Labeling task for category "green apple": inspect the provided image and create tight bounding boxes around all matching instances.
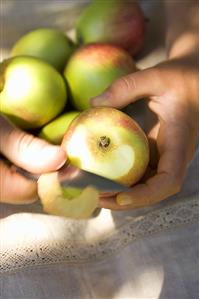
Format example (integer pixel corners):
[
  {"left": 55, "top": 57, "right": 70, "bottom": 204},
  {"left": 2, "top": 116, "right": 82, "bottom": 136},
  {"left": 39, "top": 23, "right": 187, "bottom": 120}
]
[
  {"left": 38, "top": 171, "right": 99, "bottom": 219},
  {"left": 64, "top": 43, "right": 137, "bottom": 110},
  {"left": 0, "top": 56, "right": 67, "bottom": 129},
  {"left": 62, "top": 107, "right": 150, "bottom": 187},
  {"left": 76, "top": 0, "right": 146, "bottom": 56},
  {"left": 39, "top": 111, "right": 80, "bottom": 144},
  {"left": 11, "top": 28, "right": 75, "bottom": 71}
]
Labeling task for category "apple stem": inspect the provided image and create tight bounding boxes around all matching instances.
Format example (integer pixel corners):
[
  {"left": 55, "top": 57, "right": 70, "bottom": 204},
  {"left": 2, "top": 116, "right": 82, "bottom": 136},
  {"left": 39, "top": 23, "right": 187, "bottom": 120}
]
[{"left": 98, "top": 136, "right": 110, "bottom": 149}]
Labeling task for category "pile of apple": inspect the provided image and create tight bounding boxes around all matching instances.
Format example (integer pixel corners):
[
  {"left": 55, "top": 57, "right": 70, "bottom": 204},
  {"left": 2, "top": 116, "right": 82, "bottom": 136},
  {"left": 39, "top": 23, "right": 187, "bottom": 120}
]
[{"left": 0, "top": 0, "right": 149, "bottom": 219}]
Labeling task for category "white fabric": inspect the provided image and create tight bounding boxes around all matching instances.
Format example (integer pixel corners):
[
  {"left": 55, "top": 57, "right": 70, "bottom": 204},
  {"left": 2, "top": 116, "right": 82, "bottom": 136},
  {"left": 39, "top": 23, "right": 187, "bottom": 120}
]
[{"left": 0, "top": 1, "right": 199, "bottom": 298}]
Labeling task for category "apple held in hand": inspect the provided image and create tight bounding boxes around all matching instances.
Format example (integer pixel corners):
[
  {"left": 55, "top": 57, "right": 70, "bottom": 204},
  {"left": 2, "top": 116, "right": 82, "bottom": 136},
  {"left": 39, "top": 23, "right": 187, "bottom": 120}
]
[
  {"left": 0, "top": 56, "right": 67, "bottom": 129},
  {"left": 62, "top": 107, "right": 149, "bottom": 187},
  {"left": 64, "top": 43, "right": 137, "bottom": 110},
  {"left": 76, "top": 0, "right": 146, "bottom": 56},
  {"left": 39, "top": 111, "right": 80, "bottom": 144},
  {"left": 38, "top": 107, "right": 149, "bottom": 219},
  {"left": 11, "top": 28, "right": 75, "bottom": 72}
]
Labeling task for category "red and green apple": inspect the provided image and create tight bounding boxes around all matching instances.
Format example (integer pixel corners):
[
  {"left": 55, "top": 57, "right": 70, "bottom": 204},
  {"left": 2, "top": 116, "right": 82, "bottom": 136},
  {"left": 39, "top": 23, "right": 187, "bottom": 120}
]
[
  {"left": 64, "top": 43, "right": 137, "bottom": 110},
  {"left": 62, "top": 107, "right": 149, "bottom": 187},
  {"left": 38, "top": 102, "right": 149, "bottom": 219},
  {"left": 76, "top": 0, "right": 146, "bottom": 56}
]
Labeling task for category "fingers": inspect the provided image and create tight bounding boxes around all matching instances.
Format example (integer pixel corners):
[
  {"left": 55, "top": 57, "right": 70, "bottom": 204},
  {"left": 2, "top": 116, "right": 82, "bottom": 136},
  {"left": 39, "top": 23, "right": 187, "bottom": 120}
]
[
  {"left": 0, "top": 159, "right": 38, "bottom": 204},
  {"left": 100, "top": 169, "right": 185, "bottom": 210},
  {"left": 91, "top": 68, "right": 164, "bottom": 108},
  {"left": 0, "top": 115, "right": 66, "bottom": 173},
  {"left": 99, "top": 170, "right": 181, "bottom": 210},
  {"left": 100, "top": 121, "right": 191, "bottom": 210}
]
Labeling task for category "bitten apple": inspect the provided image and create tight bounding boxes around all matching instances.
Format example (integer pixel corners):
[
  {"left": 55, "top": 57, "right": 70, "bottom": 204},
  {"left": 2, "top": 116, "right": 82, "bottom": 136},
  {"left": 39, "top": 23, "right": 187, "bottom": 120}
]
[
  {"left": 64, "top": 43, "right": 137, "bottom": 110},
  {"left": 62, "top": 107, "right": 149, "bottom": 187}
]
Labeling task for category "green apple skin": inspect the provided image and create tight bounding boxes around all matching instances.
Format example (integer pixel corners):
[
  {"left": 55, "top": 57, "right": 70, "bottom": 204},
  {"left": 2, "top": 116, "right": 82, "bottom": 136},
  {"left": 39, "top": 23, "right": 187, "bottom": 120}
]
[
  {"left": 0, "top": 56, "right": 67, "bottom": 129},
  {"left": 64, "top": 43, "right": 137, "bottom": 111},
  {"left": 39, "top": 111, "right": 80, "bottom": 144},
  {"left": 38, "top": 171, "right": 99, "bottom": 219},
  {"left": 62, "top": 107, "right": 149, "bottom": 187},
  {"left": 76, "top": 0, "right": 146, "bottom": 56},
  {"left": 11, "top": 28, "right": 75, "bottom": 71}
]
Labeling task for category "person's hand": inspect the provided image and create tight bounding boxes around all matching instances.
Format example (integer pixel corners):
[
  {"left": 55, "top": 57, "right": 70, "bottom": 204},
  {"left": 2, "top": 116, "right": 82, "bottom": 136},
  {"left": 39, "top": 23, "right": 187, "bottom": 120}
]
[
  {"left": 91, "top": 54, "right": 199, "bottom": 210},
  {"left": 0, "top": 115, "right": 66, "bottom": 204}
]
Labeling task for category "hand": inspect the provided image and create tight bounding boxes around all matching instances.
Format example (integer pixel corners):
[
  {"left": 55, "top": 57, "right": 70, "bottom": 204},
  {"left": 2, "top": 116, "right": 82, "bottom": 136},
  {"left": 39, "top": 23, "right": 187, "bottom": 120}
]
[
  {"left": 91, "top": 54, "right": 199, "bottom": 210},
  {"left": 0, "top": 116, "right": 66, "bottom": 204}
]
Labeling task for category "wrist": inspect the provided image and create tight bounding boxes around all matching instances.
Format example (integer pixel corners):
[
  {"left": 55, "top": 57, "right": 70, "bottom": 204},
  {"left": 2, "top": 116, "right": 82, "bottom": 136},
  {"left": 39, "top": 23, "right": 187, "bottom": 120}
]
[
  {"left": 168, "top": 32, "right": 199, "bottom": 60},
  {"left": 164, "top": 0, "right": 199, "bottom": 59}
]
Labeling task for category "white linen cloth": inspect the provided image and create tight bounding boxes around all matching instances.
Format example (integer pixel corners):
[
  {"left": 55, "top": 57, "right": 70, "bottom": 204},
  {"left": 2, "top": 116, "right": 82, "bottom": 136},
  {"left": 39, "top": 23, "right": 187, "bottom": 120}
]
[{"left": 0, "top": 1, "right": 199, "bottom": 298}]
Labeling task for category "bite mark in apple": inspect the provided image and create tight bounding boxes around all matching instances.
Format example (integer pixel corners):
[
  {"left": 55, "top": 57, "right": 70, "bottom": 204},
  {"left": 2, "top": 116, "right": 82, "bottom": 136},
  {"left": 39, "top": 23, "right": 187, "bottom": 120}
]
[{"left": 66, "top": 125, "right": 135, "bottom": 180}]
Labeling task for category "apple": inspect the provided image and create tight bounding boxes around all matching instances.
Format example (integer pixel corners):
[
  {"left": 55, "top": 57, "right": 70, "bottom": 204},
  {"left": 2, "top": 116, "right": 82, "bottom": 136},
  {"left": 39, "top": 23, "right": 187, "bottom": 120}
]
[
  {"left": 11, "top": 28, "right": 75, "bottom": 71},
  {"left": 38, "top": 171, "right": 99, "bottom": 219},
  {"left": 64, "top": 43, "right": 137, "bottom": 110},
  {"left": 76, "top": 0, "right": 146, "bottom": 56},
  {"left": 0, "top": 56, "right": 67, "bottom": 129},
  {"left": 39, "top": 111, "right": 80, "bottom": 144},
  {"left": 38, "top": 107, "right": 149, "bottom": 219},
  {"left": 62, "top": 107, "right": 149, "bottom": 187}
]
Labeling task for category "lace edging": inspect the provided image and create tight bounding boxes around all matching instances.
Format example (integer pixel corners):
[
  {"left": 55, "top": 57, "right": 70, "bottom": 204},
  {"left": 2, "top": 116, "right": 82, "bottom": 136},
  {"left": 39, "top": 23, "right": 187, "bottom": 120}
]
[{"left": 1, "top": 197, "right": 199, "bottom": 273}]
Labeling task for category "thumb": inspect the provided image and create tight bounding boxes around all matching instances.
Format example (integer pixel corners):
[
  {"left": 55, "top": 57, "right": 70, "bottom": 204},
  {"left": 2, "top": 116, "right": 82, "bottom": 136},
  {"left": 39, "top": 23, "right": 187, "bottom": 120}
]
[
  {"left": 0, "top": 116, "right": 66, "bottom": 173},
  {"left": 91, "top": 68, "right": 164, "bottom": 108}
]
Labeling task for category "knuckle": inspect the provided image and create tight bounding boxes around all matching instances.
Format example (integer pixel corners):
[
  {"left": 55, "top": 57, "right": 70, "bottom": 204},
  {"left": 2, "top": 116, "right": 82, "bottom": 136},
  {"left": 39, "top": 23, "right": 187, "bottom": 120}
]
[
  {"left": 112, "top": 74, "right": 136, "bottom": 93},
  {"left": 16, "top": 132, "right": 35, "bottom": 158},
  {"left": 2, "top": 127, "right": 32, "bottom": 158},
  {"left": 121, "top": 74, "right": 137, "bottom": 91}
]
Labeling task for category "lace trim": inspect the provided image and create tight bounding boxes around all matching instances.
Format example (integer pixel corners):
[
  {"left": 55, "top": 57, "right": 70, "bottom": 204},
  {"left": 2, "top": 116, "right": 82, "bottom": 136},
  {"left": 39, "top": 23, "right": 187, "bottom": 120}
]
[{"left": 1, "top": 197, "right": 199, "bottom": 274}]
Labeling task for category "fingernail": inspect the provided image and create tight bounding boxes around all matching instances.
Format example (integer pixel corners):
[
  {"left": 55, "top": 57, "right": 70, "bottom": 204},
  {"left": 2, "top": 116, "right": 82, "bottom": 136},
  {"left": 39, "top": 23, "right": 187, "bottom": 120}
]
[
  {"left": 55, "top": 158, "right": 67, "bottom": 170},
  {"left": 116, "top": 194, "right": 132, "bottom": 206},
  {"left": 91, "top": 94, "right": 110, "bottom": 107}
]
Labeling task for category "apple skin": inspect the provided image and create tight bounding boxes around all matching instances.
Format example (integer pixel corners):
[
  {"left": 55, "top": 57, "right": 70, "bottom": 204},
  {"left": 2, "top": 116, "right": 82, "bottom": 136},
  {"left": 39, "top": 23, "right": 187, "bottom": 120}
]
[
  {"left": 11, "top": 28, "right": 75, "bottom": 72},
  {"left": 76, "top": 0, "right": 146, "bottom": 56},
  {"left": 62, "top": 107, "right": 149, "bottom": 187},
  {"left": 0, "top": 56, "right": 67, "bottom": 129},
  {"left": 64, "top": 43, "right": 137, "bottom": 111},
  {"left": 39, "top": 111, "right": 80, "bottom": 145},
  {"left": 38, "top": 171, "right": 99, "bottom": 219}
]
